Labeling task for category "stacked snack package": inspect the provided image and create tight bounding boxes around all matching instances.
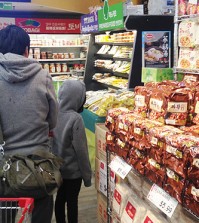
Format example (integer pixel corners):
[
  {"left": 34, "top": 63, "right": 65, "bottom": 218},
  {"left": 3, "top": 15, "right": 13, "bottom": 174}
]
[
  {"left": 106, "top": 131, "right": 116, "bottom": 153},
  {"left": 134, "top": 86, "right": 151, "bottom": 118},
  {"left": 165, "top": 87, "right": 190, "bottom": 126},
  {"left": 193, "top": 90, "right": 199, "bottom": 125},
  {"left": 164, "top": 133, "right": 199, "bottom": 203},
  {"left": 86, "top": 90, "right": 135, "bottom": 117},
  {"left": 184, "top": 146, "right": 199, "bottom": 217},
  {"left": 105, "top": 108, "right": 131, "bottom": 155},
  {"left": 178, "top": 0, "right": 199, "bottom": 16},
  {"left": 148, "top": 88, "right": 170, "bottom": 124},
  {"left": 113, "top": 113, "right": 142, "bottom": 160},
  {"left": 105, "top": 107, "right": 130, "bottom": 133},
  {"left": 128, "top": 119, "right": 163, "bottom": 177},
  {"left": 105, "top": 79, "right": 199, "bottom": 218}
]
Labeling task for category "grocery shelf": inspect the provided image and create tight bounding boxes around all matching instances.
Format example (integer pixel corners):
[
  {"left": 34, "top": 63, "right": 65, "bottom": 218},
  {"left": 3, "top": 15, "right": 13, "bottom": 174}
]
[
  {"left": 175, "top": 14, "right": 199, "bottom": 22},
  {"left": 30, "top": 45, "right": 88, "bottom": 48},
  {"left": 95, "top": 54, "right": 113, "bottom": 59},
  {"left": 94, "top": 67, "right": 129, "bottom": 77},
  {"left": 95, "top": 42, "right": 134, "bottom": 46},
  {"left": 92, "top": 80, "right": 127, "bottom": 90},
  {"left": 94, "top": 54, "right": 131, "bottom": 62},
  {"left": 50, "top": 72, "right": 71, "bottom": 75},
  {"left": 174, "top": 67, "right": 199, "bottom": 75},
  {"left": 38, "top": 58, "right": 86, "bottom": 62},
  {"left": 113, "top": 72, "right": 129, "bottom": 78},
  {"left": 113, "top": 57, "right": 131, "bottom": 62}
]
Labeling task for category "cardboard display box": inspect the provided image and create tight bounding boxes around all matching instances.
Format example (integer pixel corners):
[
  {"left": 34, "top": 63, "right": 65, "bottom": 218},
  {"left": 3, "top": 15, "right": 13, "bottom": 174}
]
[
  {"left": 95, "top": 123, "right": 109, "bottom": 162},
  {"left": 97, "top": 192, "right": 108, "bottom": 223},
  {"left": 95, "top": 157, "right": 107, "bottom": 197},
  {"left": 141, "top": 67, "right": 174, "bottom": 83}
]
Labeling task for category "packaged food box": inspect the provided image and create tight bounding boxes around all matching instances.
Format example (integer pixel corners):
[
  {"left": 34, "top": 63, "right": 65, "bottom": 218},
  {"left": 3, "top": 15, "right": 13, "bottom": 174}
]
[{"left": 141, "top": 67, "right": 174, "bottom": 83}]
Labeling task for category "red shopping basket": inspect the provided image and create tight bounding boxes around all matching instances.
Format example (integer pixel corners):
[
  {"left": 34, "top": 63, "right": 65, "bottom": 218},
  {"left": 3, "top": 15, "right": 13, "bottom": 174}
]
[{"left": 0, "top": 198, "right": 34, "bottom": 223}]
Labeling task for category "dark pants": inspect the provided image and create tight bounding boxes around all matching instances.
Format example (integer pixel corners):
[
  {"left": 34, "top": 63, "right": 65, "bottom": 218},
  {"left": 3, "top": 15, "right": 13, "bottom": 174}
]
[
  {"left": 55, "top": 178, "right": 82, "bottom": 223},
  {"left": 32, "top": 195, "right": 53, "bottom": 223}
]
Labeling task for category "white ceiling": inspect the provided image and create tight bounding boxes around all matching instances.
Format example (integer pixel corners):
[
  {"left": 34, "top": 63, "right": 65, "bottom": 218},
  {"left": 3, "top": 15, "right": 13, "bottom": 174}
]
[{"left": 1, "top": 2, "right": 82, "bottom": 14}]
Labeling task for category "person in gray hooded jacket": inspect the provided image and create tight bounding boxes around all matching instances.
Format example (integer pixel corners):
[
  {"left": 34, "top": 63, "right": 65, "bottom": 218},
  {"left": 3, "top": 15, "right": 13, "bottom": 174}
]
[
  {"left": 0, "top": 25, "right": 58, "bottom": 223},
  {"left": 53, "top": 79, "right": 92, "bottom": 223}
]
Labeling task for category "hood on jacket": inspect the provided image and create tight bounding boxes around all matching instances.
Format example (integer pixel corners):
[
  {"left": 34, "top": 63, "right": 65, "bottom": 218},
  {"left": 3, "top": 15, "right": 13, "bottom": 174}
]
[
  {"left": 0, "top": 53, "right": 41, "bottom": 83},
  {"left": 58, "top": 79, "right": 86, "bottom": 112}
]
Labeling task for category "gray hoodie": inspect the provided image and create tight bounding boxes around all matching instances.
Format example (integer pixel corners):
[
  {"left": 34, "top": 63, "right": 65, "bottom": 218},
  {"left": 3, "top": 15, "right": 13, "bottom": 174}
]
[
  {"left": 0, "top": 53, "right": 58, "bottom": 154},
  {"left": 53, "top": 79, "right": 92, "bottom": 187}
]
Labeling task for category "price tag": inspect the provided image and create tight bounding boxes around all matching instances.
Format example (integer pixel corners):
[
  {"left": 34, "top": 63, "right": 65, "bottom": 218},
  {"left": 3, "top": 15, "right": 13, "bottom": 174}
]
[
  {"left": 147, "top": 184, "right": 178, "bottom": 218},
  {"left": 109, "top": 156, "right": 132, "bottom": 179}
]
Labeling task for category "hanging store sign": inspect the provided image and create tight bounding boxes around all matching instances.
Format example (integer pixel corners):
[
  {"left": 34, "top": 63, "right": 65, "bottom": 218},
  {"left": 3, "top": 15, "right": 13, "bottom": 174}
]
[
  {"left": 15, "top": 18, "right": 80, "bottom": 34},
  {"left": 98, "top": 2, "right": 124, "bottom": 31},
  {"left": 0, "top": 18, "right": 15, "bottom": 30},
  {"left": 81, "top": 12, "right": 98, "bottom": 34}
]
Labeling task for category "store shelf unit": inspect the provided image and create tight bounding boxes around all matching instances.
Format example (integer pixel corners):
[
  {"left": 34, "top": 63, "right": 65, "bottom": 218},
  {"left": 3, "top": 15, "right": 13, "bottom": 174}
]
[
  {"left": 29, "top": 34, "right": 88, "bottom": 77},
  {"left": 173, "top": 1, "right": 199, "bottom": 79},
  {"left": 125, "top": 15, "right": 174, "bottom": 87},
  {"left": 83, "top": 31, "right": 137, "bottom": 91}
]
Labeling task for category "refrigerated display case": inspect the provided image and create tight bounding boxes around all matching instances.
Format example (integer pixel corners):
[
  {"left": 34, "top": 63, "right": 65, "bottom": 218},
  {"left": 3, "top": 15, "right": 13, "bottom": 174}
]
[{"left": 84, "top": 30, "right": 137, "bottom": 91}]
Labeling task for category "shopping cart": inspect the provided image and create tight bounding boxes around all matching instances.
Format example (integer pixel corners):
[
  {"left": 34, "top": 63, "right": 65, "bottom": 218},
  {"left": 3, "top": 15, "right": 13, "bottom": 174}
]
[{"left": 0, "top": 198, "right": 34, "bottom": 223}]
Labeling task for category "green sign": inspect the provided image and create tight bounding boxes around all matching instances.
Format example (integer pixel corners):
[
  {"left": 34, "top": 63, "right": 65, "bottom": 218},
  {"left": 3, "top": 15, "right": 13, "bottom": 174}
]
[
  {"left": 0, "top": 2, "right": 12, "bottom": 10},
  {"left": 98, "top": 1, "right": 124, "bottom": 31}
]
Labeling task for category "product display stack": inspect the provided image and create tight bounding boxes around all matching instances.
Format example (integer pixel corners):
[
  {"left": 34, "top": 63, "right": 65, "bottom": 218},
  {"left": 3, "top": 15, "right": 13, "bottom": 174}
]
[
  {"left": 104, "top": 78, "right": 199, "bottom": 223},
  {"left": 94, "top": 2, "right": 199, "bottom": 222}
]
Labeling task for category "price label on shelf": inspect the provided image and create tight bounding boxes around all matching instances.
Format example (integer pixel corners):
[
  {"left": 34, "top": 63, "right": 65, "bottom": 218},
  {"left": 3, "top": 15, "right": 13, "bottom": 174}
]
[
  {"left": 109, "top": 156, "right": 132, "bottom": 179},
  {"left": 147, "top": 184, "right": 178, "bottom": 218}
]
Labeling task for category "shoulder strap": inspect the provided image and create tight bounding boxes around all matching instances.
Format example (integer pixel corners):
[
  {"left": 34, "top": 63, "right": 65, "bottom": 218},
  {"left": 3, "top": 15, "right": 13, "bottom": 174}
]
[{"left": 0, "top": 116, "right": 4, "bottom": 145}]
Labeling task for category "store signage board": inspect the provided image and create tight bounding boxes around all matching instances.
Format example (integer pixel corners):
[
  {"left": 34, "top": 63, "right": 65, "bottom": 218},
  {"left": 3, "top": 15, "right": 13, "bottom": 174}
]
[
  {"left": 81, "top": 12, "right": 98, "bottom": 34},
  {"left": 0, "top": 18, "right": 15, "bottom": 30},
  {"left": 109, "top": 156, "right": 132, "bottom": 179},
  {"left": 0, "top": 2, "right": 12, "bottom": 10},
  {"left": 142, "top": 31, "right": 171, "bottom": 68},
  {"left": 15, "top": 18, "right": 80, "bottom": 34},
  {"left": 98, "top": 2, "right": 124, "bottom": 31},
  {"left": 147, "top": 184, "right": 178, "bottom": 218}
]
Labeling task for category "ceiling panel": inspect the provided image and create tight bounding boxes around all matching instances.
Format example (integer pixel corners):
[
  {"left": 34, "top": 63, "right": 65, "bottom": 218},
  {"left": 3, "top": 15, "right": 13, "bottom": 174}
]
[{"left": 0, "top": 2, "right": 82, "bottom": 14}]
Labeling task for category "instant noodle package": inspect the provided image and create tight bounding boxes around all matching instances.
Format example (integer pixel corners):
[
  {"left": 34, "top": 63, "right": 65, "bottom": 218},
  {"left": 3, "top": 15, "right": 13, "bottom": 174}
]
[
  {"left": 105, "top": 79, "right": 199, "bottom": 217},
  {"left": 178, "top": 0, "right": 199, "bottom": 16}
]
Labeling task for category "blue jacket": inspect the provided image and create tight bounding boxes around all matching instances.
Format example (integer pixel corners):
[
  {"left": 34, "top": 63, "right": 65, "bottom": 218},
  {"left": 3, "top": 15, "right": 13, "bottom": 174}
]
[{"left": 53, "top": 79, "right": 92, "bottom": 187}]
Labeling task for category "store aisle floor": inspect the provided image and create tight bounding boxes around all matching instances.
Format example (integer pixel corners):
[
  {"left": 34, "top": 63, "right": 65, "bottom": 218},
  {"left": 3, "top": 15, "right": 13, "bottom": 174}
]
[{"left": 51, "top": 175, "right": 98, "bottom": 223}]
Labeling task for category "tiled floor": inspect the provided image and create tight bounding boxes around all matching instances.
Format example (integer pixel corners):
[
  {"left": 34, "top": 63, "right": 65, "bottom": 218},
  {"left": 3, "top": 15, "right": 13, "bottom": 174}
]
[{"left": 51, "top": 176, "right": 98, "bottom": 223}]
